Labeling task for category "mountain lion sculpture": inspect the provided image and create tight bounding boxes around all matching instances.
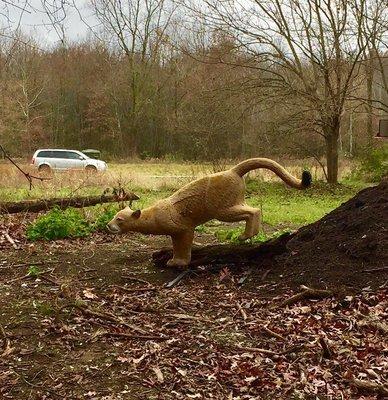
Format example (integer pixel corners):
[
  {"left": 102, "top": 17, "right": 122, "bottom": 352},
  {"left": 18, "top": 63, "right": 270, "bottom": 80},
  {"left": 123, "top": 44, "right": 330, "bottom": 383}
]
[{"left": 107, "top": 158, "right": 311, "bottom": 268}]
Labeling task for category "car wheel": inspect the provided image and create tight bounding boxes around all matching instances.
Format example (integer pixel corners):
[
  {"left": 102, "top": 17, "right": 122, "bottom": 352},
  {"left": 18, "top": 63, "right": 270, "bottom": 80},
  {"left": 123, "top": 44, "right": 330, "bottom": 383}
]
[
  {"left": 85, "top": 165, "right": 97, "bottom": 174},
  {"left": 38, "top": 164, "right": 52, "bottom": 175}
]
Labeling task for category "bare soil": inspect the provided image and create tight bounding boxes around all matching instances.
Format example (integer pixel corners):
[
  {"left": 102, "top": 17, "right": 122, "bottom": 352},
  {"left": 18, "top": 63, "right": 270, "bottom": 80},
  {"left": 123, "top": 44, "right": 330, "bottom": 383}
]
[{"left": 0, "top": 182, "right": 387, "bottom": 399}]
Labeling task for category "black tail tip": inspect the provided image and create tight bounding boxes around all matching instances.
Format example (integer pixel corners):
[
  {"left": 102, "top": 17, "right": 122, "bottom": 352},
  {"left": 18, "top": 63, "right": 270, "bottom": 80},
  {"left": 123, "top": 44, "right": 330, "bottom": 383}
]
[{"left": 301, "top": 170, "right": 312, "bottom": 188}]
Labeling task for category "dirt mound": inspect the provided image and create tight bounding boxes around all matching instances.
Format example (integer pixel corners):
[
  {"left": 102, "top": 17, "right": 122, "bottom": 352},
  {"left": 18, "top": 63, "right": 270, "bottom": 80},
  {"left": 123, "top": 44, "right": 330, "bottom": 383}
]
[{"left": 276, "top": 180, "right": 388, "bottom": 290}]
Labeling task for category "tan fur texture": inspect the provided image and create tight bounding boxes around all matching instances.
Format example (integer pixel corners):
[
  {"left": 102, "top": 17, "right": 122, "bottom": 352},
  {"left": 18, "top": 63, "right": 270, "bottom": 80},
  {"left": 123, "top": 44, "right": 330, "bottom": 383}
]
[{"left": 107, "top": 158, "right": 311, "bottom": 268}]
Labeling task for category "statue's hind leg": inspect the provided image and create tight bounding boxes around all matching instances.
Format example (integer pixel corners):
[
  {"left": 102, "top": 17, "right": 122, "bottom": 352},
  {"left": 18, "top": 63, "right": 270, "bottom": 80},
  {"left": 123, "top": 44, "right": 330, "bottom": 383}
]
[
  {"left": 167, "top": 230, "right": 194, "bottom": 269},
  {"left": 216, "top": 205, "right": 261, "bottom": 240}
]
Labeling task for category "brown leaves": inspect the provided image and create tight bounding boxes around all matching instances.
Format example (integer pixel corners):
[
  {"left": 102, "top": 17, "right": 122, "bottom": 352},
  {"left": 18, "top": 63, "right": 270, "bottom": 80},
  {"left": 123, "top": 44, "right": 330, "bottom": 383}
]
[{"left": 1, "top": 245, "right": 387, "bottom": 399}]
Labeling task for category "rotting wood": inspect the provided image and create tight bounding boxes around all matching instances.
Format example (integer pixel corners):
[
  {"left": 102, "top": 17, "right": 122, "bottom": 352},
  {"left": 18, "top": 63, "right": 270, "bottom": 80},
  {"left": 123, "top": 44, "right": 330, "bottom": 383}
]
[
  {"left": 0, "top": 192, "right": 139, "bottom": 214},
  {"left": 153, "top": 232, "right": 293, "bottom": 269},
  {"left": 280, "top": 285, "right": 333, "bottom": 307}
]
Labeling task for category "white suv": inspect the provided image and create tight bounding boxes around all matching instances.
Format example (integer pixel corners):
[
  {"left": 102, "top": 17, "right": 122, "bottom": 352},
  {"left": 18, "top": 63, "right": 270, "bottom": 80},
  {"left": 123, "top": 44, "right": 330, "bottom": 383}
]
[{"left": 31, "top": 149, "right": 107, "bottom": 173}]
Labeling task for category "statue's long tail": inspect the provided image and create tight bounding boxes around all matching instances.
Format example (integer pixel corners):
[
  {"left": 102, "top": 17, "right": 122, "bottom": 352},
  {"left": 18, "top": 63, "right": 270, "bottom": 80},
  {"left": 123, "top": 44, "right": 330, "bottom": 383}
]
[{"left": 231, "top": 158, "right": 312, "bottom": 189}]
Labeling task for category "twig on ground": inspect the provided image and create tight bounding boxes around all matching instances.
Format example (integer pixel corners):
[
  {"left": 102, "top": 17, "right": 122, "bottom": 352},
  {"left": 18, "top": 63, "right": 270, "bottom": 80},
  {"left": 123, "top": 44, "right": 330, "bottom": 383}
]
[
  {"left": 319, "top": 335, "right": 334, "bottom": 359},
  {"left": 39, "top": 275, "right": 60, "bottom": 286},
  {"left": 262, "top": 326, "right": 286, "bottom": 341},
  {"left": 350, "top": 378, "right": 388, "bottom": 396},
  {"left": 237, "top": 303, "right": 248, "bottom": 320},
  {"left": 358, "top": 319, "right": 388, "bottom": 334},
  {"left": 0, "top": 323, "right": 13, "bottom": 356},
  {"left": 121, "top": 276, "right": 153, "bottom": 286},
  {"left": 280, "top": 285, "right": 333, "bottom": 307},
  {"left": 70, "top": 302, "right": 147, "bottom": 335},
  {"left": 0, "top": 144, "right": 51, "bottom": 189},
  {"left": 9, "top": 260, "right": 59, "bottom": 268},
  {"left": 362, "top": 267, "right": 388, "bottom": 273},
  {"left": 261, "top": 269, "right": 271, "bottom": 281},
  {"left": 165, "top": 270, "right": 193, "bottom": 288},
  {"left": 235, "top": 345, "right": 277, "bottom": 355},
  {"left": 4, "top": 268, "right": 55, "bottom": 284},
  {"left": 98, "top": 331, "right": 168, "bottom": 341},
  {"left": 115, "top": 285, "right": 158, "bottom": 293},
  {"left": 3, "top": 231, "right": 18, "bottom": 249},
  {"left": 280, "top": 344, "right": 307, "bottom": 355}
]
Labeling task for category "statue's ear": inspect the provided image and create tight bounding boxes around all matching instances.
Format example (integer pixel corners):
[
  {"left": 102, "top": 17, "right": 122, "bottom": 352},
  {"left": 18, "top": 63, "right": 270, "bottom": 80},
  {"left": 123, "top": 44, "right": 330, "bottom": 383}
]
[{"left": 132, "top": 209, "right": 141, "bottom": 219}]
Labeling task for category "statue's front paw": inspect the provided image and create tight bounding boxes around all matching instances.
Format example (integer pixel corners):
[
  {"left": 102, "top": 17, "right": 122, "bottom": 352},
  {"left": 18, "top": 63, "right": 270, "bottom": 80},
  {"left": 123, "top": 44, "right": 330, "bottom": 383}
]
[{"left": 167, "top": 258, "right": 189, "bottom": 269}]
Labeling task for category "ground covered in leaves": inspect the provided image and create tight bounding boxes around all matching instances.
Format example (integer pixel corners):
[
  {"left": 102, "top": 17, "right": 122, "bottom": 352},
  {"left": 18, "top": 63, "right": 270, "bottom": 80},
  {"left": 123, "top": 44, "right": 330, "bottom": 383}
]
[{"left": 0, "top": 182, "right": 387, "bottom": 399}]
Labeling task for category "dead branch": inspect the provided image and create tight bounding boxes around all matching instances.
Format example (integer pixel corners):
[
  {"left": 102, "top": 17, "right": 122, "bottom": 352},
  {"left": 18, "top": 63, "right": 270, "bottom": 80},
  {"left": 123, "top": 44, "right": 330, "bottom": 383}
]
[
  {"left": 280, "top": 285, "right": 333, "bottom": 307},
  {"left": 0, "top": 144, "right": 50, "bottom": 189},
  {"left": 70, "top": 302, "right": 147, "bottom": 335},
  {"left": 99, "top": 331, "right": 168, "bottom": 341}
]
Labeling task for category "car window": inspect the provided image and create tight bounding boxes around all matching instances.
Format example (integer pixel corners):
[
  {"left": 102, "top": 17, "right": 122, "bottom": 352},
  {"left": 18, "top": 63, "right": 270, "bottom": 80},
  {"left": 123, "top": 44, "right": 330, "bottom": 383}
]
[
  {"left": 37, "top": 150, "right": 53, "bottom": 157},
  {"left": 50, "top": 151, "right": 68, "bottom": 159},
  {"left": 65, "top": 152, "right": 83, "bottom": 160},
  {"left": 36, "top": 150, "right": 84, "bottom": 159}
]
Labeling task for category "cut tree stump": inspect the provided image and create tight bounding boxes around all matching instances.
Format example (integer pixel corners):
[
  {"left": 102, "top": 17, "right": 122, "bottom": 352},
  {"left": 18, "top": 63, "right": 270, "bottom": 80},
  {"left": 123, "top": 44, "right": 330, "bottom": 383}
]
[
  {"left": 152, "top": 232, "right": 294, "bottom": 269},
  {"left": 0, "top": 193, "right": 139, "bottom": 214}
]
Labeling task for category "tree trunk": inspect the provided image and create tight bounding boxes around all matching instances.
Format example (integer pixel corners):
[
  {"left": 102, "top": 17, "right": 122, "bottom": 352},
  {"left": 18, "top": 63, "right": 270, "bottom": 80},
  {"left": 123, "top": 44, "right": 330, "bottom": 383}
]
[
  {"left": 0, "top": 193, "right": 139, "bottom": 214},
  {"left": 325, "top": 129, "right": 339, "bottom": 184}
]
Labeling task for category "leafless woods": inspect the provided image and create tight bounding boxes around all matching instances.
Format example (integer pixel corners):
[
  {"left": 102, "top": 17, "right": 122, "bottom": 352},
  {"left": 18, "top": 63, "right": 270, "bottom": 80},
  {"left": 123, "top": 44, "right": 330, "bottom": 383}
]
[{"left": 0, "top": 0, "right": 387, "bottom": 182}]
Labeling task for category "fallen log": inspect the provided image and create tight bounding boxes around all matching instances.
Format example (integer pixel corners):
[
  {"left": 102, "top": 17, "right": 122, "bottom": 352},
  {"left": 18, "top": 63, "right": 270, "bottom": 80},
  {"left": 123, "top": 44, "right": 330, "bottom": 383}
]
[
  {"left": 0, "top": 193, "right": 139, "bottom": 214},
  {"left": 153, "top": 232, "right": 294, "bottom": 269}
]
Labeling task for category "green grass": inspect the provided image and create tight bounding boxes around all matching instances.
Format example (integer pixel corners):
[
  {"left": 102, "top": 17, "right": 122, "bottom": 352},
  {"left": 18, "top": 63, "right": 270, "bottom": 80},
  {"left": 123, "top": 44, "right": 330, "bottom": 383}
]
[
  {"left": 244, "top": 179, "right": 365, "bottom": 227},
  {"left": 1, "top": 161, "right": 370, "bottom": 237}
]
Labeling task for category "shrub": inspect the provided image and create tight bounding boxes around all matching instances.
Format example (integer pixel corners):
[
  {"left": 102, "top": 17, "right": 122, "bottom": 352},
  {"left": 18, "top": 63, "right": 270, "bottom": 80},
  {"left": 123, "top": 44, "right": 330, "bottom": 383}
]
[
  {"left": 26, "top": 207, "right": 91, "bottom": 240},
  {"left": 358, "top": 146, "right": 388, "bottom": 182}
]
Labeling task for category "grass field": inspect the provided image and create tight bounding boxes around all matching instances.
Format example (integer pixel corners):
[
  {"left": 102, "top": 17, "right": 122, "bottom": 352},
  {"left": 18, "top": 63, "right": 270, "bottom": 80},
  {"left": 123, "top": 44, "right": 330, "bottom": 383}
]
[{"left": 0, "top": 160, "right": 367, "bottom": 231}]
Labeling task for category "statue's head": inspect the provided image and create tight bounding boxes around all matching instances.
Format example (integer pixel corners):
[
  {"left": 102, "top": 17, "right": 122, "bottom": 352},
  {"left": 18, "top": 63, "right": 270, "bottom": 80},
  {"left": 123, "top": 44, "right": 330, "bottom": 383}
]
[{"left": 106, "top": 206, "right": 142, "bottom": 234}]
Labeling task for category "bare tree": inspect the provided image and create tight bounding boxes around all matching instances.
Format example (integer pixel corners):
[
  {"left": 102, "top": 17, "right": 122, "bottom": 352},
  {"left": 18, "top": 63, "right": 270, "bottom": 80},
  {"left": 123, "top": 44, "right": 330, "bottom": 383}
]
[
  {"left": 185, "top": 0, "right": 387, "bottom": 183},
  {"left": 89, "top": 0, "right": 176, "bottom": 154}
]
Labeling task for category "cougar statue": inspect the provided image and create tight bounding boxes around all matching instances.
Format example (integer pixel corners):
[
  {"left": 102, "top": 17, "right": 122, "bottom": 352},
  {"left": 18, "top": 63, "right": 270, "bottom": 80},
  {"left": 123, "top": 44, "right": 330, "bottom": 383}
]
[{"left": 107, "top": 158, "right": 312, "bottom": 268}]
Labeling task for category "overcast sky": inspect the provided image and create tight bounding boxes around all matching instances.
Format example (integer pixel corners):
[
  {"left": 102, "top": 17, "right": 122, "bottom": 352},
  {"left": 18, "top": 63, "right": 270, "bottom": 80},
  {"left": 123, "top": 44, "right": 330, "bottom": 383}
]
[{"left": 1, "top": 0, "right": 95, "bottom": 45}]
